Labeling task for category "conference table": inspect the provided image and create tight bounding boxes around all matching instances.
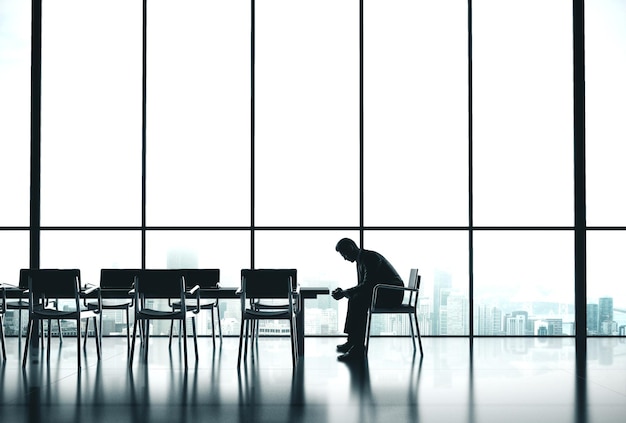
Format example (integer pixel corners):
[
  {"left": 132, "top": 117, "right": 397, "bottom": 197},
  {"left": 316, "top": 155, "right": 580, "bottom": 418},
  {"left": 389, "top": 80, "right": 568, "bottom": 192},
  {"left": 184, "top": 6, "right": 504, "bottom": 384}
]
[
  {"left": 4, "top": 284, "right": 330, "bottom": 356},
  {"left": 98, "top": 286, "right": 330, "bottom": 356}
]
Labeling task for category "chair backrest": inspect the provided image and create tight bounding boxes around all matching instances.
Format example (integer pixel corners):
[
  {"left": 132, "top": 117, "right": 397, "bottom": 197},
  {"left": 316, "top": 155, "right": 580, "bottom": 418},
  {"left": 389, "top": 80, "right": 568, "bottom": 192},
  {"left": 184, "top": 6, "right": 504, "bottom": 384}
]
[
  {"left": 241, "top": 269, "right": 294, "bottom": 299},
  {"left": 407, "top": 269, "right": 420, "bottom": 290},
  {"left": 178, "top": 269, "right": 220, "bottom": 289},
  {"left": 100, "top": 268, "right": 142, "bottom": 289},
  {"left": 134, "top": 269, "right": 185, "bottom": 299},
  {"left": 18, "top": 268, "right": 30, "bottom": 290},
  {"left": 28, "top": 269, "right": 81, "bottom": 299},
  {"left": 406, "top": 269, "right": 420, "bottom": 305}
]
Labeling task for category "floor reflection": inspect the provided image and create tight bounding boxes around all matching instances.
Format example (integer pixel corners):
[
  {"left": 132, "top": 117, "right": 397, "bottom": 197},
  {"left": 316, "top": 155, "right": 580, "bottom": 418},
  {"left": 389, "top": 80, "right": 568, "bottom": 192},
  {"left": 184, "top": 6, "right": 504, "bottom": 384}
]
[{"left": 1, "top": 337, "right": 625, "bottom": 423}]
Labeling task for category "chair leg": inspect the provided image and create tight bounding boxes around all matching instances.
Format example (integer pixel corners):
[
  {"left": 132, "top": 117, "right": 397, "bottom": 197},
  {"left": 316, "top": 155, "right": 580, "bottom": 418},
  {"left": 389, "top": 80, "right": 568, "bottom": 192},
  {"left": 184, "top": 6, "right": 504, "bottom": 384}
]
[
  {"left": 129, "top": 320, "right": 138, "bottom": 366},
  {"left": 76, "top": 318, "right": 81, "bottom": 369},
  {"left": 237, "top": 318, "right": 246, "bottom": 367},
  {"left": 22, "top": 319, "right": 34, "bottom": 367},
  {"left": 216, "top": 304, "right": 222, "bottom": 342},
  {"left": 93, "top": 316, "right": 101, "bottom": 360},
  {"left": 58, "top": 319, "right": 63, "bottom": 352},
  {"left": 182, "top": 318, "right": 188, "bottom": 369},
  {"left": 364, "top": 310, "right": 373, "bottom": 354},
  {"left": 99, "top": 310, "right": 104, "bottom": 353},
  {"left": 243, "top": 320, "right": 250, "bottom": 361},
  {"left": 47, "top": 319, "right": 52, "bottom": 362},
  {"left": 139, "top": 319, "right": 144, "bottom": 345},
  {"left": 84, "top": 318, "right": 90, "bottom": 350},
  {"left": 125, "top": 308, "right": 130, "bottom": 350},
  {"left": 39, "top": 320, "right": 45, "bottom": 349},
  {"left": 168, "top": 319, "right": 174, "bottom": 348},
  {"left": 58, "top": 319, "right": 63, "bottom": 344},
  {"left": 290, "top": 317, "right": 297, "bottom": 367},
  {"left": 407, "top": 313, "right": 416, "bottom": 352},
  {"left": 191, "top": 316, "right": 198, "bottom": 361},
  {"left": 210, "top": 308, "right": 216, "bottom": 348},
  {"left": 0, "top": 316, "right": 7, "bottom": 361},
  {"left": 414, "top": 312, "right": 423, "bottom": 356},
  {"left": 144, "top": 321, "right": 150, "bottom": 362}
]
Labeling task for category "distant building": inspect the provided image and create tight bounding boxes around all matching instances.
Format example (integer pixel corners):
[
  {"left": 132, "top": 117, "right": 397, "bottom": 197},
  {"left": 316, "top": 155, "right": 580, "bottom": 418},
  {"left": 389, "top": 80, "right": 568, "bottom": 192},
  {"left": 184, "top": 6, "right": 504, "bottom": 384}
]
[
  {"left": 587, "top": 303, "right": 599, "bottom": 334},
  {"left": 432, "top": 270, "right": 452, "bottom": 336},
  {"left": 599, "top": 297, "right": 614, "bottom": 335},
  {"left": 506, "top": 312, "right": 527, "bottom": 335}
]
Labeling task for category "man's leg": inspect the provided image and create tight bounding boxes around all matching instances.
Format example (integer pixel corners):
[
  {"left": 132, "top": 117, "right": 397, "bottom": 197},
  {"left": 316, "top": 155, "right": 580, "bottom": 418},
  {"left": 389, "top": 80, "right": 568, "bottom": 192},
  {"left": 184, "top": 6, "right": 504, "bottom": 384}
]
[{"left": 338, "top": 294, "right": 369, "bottom": 360}]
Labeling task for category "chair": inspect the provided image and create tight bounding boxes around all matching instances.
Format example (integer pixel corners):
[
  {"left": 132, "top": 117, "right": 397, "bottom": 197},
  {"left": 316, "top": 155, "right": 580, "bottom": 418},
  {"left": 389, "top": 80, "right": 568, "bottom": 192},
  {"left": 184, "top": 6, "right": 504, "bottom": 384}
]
[
  {"left": 365, "top": 268, "right": 423, "bottom": 356},
  {"left": 85, "top": 268, "right": 139, "bottom": 350},
  {"left": 22, "top": 269, "right": 102, "bottom": 369},
  {"left": 238, "top": 269, "right": 299, "bottom": 367},
  {"left": 250, "top": 269, "right": 298, "bottom": 340},
  {"left": 168, "top": 269, "right": 222, "bottom": 348},
  {"left": 5, "top": 269, "right": 63, "bottom": 343},
  {"left": 129, "top": 269, "right": 200, "bottom": 368}
]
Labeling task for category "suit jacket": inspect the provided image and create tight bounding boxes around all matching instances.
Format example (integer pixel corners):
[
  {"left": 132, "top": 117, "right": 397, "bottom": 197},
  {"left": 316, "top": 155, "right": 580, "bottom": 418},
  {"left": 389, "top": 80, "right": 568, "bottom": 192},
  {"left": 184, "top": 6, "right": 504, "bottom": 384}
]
[{"left": 345, "top": 249, "right": 403, "bottom": 298}]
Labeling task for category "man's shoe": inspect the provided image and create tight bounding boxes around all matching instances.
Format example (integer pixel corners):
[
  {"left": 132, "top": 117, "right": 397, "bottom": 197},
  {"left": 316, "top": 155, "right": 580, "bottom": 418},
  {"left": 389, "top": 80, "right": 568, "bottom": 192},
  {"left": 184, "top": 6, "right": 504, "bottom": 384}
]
[
  {"left": 336, "top": 342, "right": 353, "bottom": 353},
  {"left": 337, "top": 346, "right": 365, "bottom": 362}
]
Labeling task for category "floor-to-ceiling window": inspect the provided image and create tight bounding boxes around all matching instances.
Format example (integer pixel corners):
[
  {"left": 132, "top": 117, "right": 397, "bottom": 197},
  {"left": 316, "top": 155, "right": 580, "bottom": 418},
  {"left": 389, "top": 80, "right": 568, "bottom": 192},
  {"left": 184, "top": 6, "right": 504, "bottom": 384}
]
[
  {"left": 585, "top": 0, "right": 626, "bottom": 336},
  {"left": 39, "top": 0, "right": 143, "bottom": 284},
  {"left": 472, "top": 0, "right": 575, "bottom": 336},
  {"left": 0, "top": 0, "right": 31, "bottom": 295},
  {"left": 363, "top": 0, "right": 469, "bottom": 335},
  {"left": 2, "top": 0, "right": 625, "bottom": 338},
  {"left": 0, "top": 0, "right": 30, "bottom": 338}
]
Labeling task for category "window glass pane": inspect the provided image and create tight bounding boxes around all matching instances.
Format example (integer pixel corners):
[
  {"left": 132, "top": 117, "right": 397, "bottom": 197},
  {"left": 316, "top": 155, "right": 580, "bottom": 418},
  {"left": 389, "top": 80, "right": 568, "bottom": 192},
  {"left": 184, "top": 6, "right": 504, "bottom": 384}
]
[
  {"left": 473, "top": 0, "right": 573, "bottom": 226},
  {"left": 364, "top": 0, "right": 468, "bottom": 226},
  {"left": 255, "top": 0, "right": 360, "bottom": 226},
  {"left": 41, "top": 230, "right": 141, "bottom": 338},
  {"left": 0, "top": 0, "right": 30, "bottom": 226},
  {"left": 40, "top": 0, "right": 142, "bottom": 226},
  {"left": 40, "top": 231, "right": 141, "bottom": 285},
  {"left": 473, "top": 231, "right": 575, "bottom": 336},
  {"left": 145, "top": 230, "right": 250, "bottom": 336},
  {"left": 585, "top": 1, "right": 626, "bottom": 226},
  {"left": 146, "top": 0, "right": 251, "bottom": 226},
  {"left": 0, "top": 231, "right": 29, "bottom": 336},
  {"left": 587, "top": 232, "right": 626, "bottom": 336},
  {"left": 255, "top": 231, "right": 359, "bottom": 335},
  {"left": 0, "top": 231, "right": 29, "bottom": 286},
  {"left": 364, "top": 231, "right": 469, "bottom": 336}
]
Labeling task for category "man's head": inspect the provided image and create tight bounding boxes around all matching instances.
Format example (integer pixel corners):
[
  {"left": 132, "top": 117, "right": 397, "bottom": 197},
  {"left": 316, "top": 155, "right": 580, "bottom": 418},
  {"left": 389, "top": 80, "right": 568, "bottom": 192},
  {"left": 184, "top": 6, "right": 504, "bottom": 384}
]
[{"left": 336, "top": 238, "right": 359, "bottom": 262}]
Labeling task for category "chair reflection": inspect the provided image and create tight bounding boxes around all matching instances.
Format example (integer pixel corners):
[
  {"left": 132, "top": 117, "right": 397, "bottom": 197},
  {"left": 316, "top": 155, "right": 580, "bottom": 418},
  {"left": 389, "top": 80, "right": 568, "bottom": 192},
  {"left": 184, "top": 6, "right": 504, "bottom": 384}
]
[{"left": 237, "top": 361, "right": 306, "bottom": 423}]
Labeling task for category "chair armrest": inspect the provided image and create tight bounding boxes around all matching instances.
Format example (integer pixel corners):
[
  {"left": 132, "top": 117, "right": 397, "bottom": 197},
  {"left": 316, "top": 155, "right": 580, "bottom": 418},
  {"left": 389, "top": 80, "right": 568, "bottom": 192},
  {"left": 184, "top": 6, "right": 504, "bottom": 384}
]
[
  {"left": 83, "top": 285, "right": 100, "bottom": 295},
  {"left": 291, "top": 284, "right": 301, "bottom": 312},
  {"left": 371, "top": 283, "right": 418, "bottom": 308},
  {"left": 186, "top": 285, "right": 201, "bottom": 313},
  {"left": 0, "top": 284, "right": 23, "bottom": 292}
]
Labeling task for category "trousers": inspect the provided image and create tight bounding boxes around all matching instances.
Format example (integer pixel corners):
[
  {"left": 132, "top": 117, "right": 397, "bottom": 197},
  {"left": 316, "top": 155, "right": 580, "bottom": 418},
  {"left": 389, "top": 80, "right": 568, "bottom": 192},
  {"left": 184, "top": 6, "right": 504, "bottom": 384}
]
[{"left": 343, "top": 284, "right": 403, "bottom": 347}]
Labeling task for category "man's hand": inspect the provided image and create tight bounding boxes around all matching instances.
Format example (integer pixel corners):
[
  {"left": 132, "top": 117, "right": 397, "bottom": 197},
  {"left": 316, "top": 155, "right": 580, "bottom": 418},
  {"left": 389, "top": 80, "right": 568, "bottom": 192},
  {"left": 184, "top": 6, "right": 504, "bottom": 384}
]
[{"left": 331, "top": 288, "right": 345, "bottom": 300}]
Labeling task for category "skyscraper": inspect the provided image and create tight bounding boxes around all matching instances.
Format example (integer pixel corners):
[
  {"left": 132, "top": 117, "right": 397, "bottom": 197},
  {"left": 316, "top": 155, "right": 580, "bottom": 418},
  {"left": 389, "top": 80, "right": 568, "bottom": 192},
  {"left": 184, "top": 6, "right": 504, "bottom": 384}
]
[
  {"left": 432, "top": 269, "right": 452, "bottom": 335},
  {"left": 598, "top": 297, "right": 614, "bottom": 335},
  {"left": 587, "top": 303, "right": 599, "bottom": 335}
]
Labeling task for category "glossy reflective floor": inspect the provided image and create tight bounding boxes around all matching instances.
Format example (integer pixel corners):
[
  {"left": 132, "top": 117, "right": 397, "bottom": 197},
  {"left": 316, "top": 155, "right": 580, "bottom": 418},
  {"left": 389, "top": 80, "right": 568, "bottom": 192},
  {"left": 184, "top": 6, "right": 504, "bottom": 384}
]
[{"left": 1, "top": 336, "right": 625, "bottom": 423}]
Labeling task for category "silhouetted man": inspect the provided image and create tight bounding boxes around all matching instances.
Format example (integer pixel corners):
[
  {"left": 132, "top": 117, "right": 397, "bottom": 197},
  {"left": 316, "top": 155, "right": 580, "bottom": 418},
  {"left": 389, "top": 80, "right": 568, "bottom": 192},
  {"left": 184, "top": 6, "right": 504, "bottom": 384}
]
[{"left": 332, "top": 238, "right": 404, "bottom": 361}]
